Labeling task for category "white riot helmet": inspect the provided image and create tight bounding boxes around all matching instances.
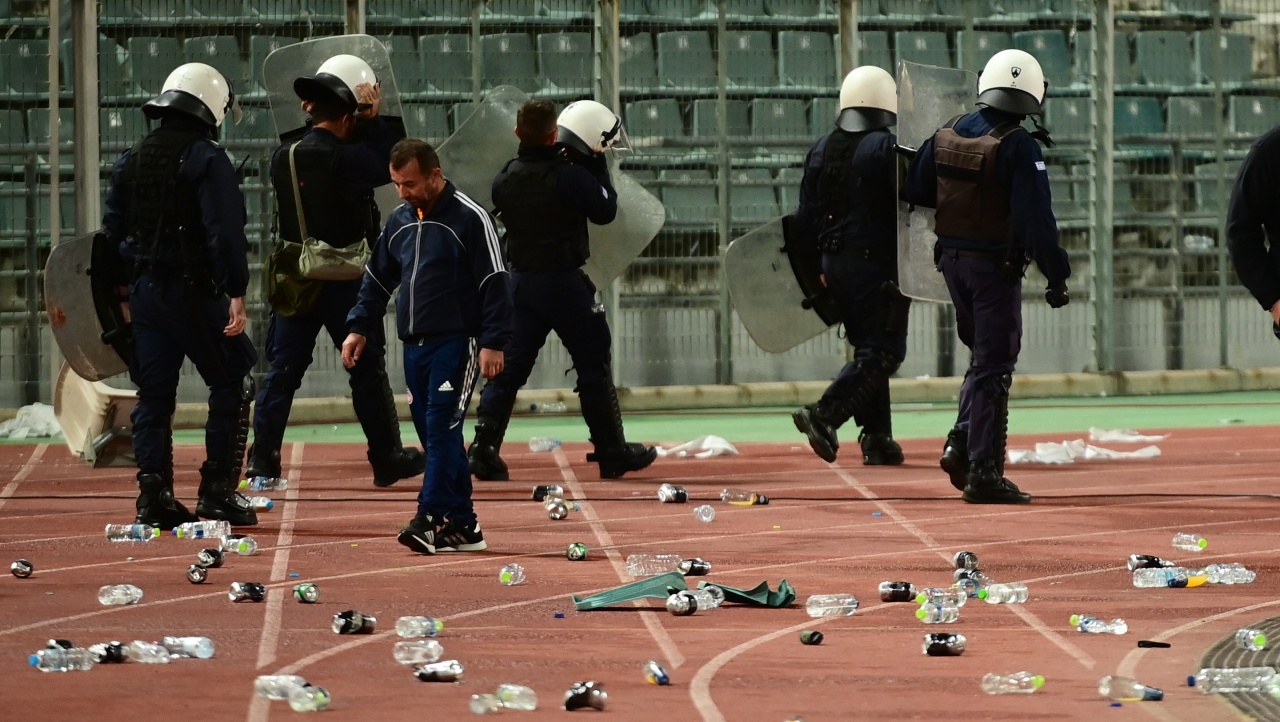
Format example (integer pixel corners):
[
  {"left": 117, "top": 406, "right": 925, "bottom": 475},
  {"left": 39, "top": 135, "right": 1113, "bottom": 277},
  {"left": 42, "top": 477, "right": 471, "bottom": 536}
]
[
  {"left": 836, "top": 65, "right": 897, "bottom": 132},
  {"left": 294, "top": 54, "right": 376, "bottom": 115},
  {"left": 977, "top": 49, "right": 1048, "bottom": 116},
  {"left": 557, "top": 100, "right": 629, "bottom": 155},
  {"left": 143, "top": 62, "right": 241, "bottom": 128}
]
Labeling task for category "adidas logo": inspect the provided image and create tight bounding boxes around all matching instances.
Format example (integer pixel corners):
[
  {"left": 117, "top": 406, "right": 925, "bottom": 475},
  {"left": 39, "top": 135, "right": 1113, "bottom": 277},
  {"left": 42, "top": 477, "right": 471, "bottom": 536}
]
[{"left": 438, "top": 380, "right": 454, "bottom": 392}]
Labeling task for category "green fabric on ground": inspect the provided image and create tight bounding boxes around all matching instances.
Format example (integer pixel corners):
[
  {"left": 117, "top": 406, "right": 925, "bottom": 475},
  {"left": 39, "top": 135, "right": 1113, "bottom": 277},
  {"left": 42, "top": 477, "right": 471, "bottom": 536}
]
[
  {"left": 699, "top": 579, "right": 796, "bottom": 607},
  {"left": 572, "top": 572, "right": 687, "bottom": 610}
]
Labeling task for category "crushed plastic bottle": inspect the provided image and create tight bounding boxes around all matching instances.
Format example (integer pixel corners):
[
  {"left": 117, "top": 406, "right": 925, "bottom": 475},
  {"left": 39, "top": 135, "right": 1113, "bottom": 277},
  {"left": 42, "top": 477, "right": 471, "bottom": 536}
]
[
  {"left": 982, "top": 671, "right": 1045, "bottom": 695},
  {"left": 241, "top": 475, "right": 288, "bottom": 492},
  {"left": 529, "top": 437, "right": 562, "bottom": 452},
  {"left": 125, "top": 640, "right": 171, "bottom": 664},
  {"left": 173, "top": 520, "right": 231, "bottom": 540},
  {"left": 951, "top": 578, "right": 981, "bottom": 598},
  {"left": 104, "top": 523, "right": 159, "bottom": 542},
  {"left": 643, "top": 660, "right": 671, "bottom": 685},
  {"left": 254, "top": 674, "right": 309, "bottom": 700},
  {"left": 1070, "top": 614, "right": 1128, "bottom": 635},
  {"left": 531, "top": 484, "right": 563, "bottom": 501},
  {"left": 657, "top": 483, "right": 688, "bottom": 503},
  {"left": 247, "top": 496, "right": 274, "bottom": 512},
  {"left": 1236, "top": 628, "right": 1267, "bottom": 652},
  {"left": 720, "top": 488, "right": 769, "bottom": 505},
  {"left": 29, "top": 647, "right": 96, "bottom": 672},
  {"left": 626, "top": 553, "right": 683, "bottom": 577},
  {"left": 805, "top": 594, "right": 858, "bottom": 618},
  {"left": 953, "top": 551, "right": 980, "bottom": 570},
  {"left": 666, "top": 590, "right": 717, "bottom": 616},
  {"left": 332, "top": 610, "right": 377, "bottom": 634},
  {"left": 160, "top": 636, "right": 215, "bottom": 659},
  {"left": 923, "top": 633, "right": 966, "bottom": 656},
  {"left": 499, "top": 563, "right": 526, "bottom": 586},
  {"left": 879, "top": 581, "right": 918, "bottom": 602},
  {"left": 693, "top": 505, "right": 715, "bottom": 523},
  {"left": 415, "top": 659, "right": 464, "bottom": 682},
  {"left": 1172, "top": 532, "right": 1208, "bottom": 552},
  {"left": 1201, "top": 563, "right": 1256, "bottom": 585},
  {"left": 981, "top": 582, "right": 1029, "bottom": 604},
  {"left": 393, "top": 639, "right": 444, "bottom": 665},
  {"left": 1132, "top": 567, "right": 1198, "bottom": 588},
  {"left": 916, "top": 602, "right": 960, "bottom": 624},
  {"left": 89, "top": 642, "right": 127, "bottom": 664},
  {"left": 530, "top": 401, "right": 567, "bottom": 413},
  {"left": 97, "top": 584, "right": 143, "bottom": 606},
  {"left": 1193, "top": 667, "right": 1277, "bottom": 693},
  {"left": 1127, "top": 554, "right": 1175, "bottom": 571},
  {"left": 396, "top": 616, "right": 445, "bottom": 638},
  {"left": 563, "top": 681, "right": 607, "bottom": 711},
  {"left": 679, "top": 558, "right": 712, "bottom": 576},
  {"left": 496, "top": 683, "right": 538, "bottom": 711},
  {"left": 222, "top": 534, "right": 259, "bottom": 556},
  {"left": 1099, "top": 675, "right": 1163, "bottom": 701},
  {"left": 470, "top": 694, "right": 503, "bottom": 715},
  {"left": 700, "top": 584, "right": 726, "bottom": 607},
  {"left": 954, "top": 568, "right": 995, "bottom": 590},
  {"left": 915, "top": 587, "right": 967, "bottom": 607},
  {"left": 288, "top": 684, "right": 331, "bottom": 713}
]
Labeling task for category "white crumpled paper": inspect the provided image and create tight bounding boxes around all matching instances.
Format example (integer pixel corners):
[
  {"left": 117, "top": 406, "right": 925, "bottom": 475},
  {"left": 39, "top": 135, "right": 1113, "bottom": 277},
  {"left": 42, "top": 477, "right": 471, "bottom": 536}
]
[
  {"left": 655, "top": 435, "right": 739, "bottom": 459},
  {"left": 0, "top": 402, "right": 63, "bottom": 440},
  {"left": 1087, "top": 427, "right": 1170, "bottom": 443},
  {"left": 1007, "top": 439, "right": 1161, "bottom": 465}
]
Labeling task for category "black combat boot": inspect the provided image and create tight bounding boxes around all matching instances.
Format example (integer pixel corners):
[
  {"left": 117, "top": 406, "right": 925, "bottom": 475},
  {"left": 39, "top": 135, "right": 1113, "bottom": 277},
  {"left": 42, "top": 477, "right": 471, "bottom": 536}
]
[
  {"left": 467, "top": 419, "right": 509, "bottom": 481},
  {"left": 859, "top": 432, "right": 904, "bottom": 465},
  {"left": 587, "top": 443, "right": 658, "bottom": 480},
  {"left": 135, "top": 472, "right": 198, "bottom": 530},
  {"left": 196, "top": 461, "right": 259, "bottom": 526},
  {"left": 939, "top": 428, "right": 969, "bottom": 491},
  {"left": 791, "top": 400, "right": 848, "bottom": 463},
  {"left": 962, "top": 459, "right": 1032, "bottom": 505},
  {"left": 370, "top": 447, "right": 426, "bottom": 487},
  {"left": 244, "top": 443, "right": 282, "bottom": 481},
  {"left": 579, "top": 375, "right": 656, "bottom": 479}
]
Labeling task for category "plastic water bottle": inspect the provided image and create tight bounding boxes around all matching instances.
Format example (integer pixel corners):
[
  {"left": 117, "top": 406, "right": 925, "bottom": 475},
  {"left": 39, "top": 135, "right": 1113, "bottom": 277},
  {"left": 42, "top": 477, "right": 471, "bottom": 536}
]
[
  {"left": 1099, "top": 675, "right": 1164, "bottom": 701},
  {"left": 923, "top": 633, "right": 967, "bottom": 656},
  {"left": 415, "top": 659, "right": 465, "bottom": 682},
  {"left": 1070, "top": 614, "right": 1127, "bottom": 634},
  {"left": 396, "top": 616, "right": 445, "bottom": 638},
  {"left": 693, "top": 505, "right": 715, "bottom": 522},
  {"left": 657, "top": 483, "right": 688, "bottom": 503},
  {"left": 678, "top": 558, "right": 712, "bottom": 575},
  {"left": 496, "top": 683, "right": 538, "bottom": 710},
  {"left": 288, "top": 684, "right": 331, "bottom": 713},
  {"left": 982, "top": 671, "right": 1045, "bottom": 695},
  {"left": 915, "top": 587, "right": 967, "bottom": 607},
  {"left": 530, "top": 402, "right": 567, "bottom": 413},
  {"left": 499, "top": 563, "right": 526, "bottom": 586},
  {"left": 529, "top": 437, "right": 562, "bottom": 452},
  {"left": 720, "top": 488, "right": 769, "bottom": 505},
  {"left": 470, "top": 693, "right": 503, "bottom": 715},
  {"left": 805, "top": 594, "right": 858, "bottom": 618},
  {"left": 953, "top": 551, "right": 981, "bottom": 570},
  {"left": 1127, "top": 554, "right": 1175, "bottom": 571},
  {"left": 1172, "top": 532, "right": 1208, "bottom": 551},
  {"left": 173, "top": 520, "right": 231, "bottom": 539},
  {"left": 1236, "top": 629, "right": 1267, "bottom": 651},
  {"left": 531, "top": 484, "right": 563, "bottom": 501},
  {"left": 1132, "top": 567, "right": 1190, "bottom": 588},
  {"left": 666, "top": 590, "right": 718, "bottom": 616},
  {"left": 97, "top": 584, "right": 143, "bottom": 606},
  {"left": 626, "top": 553, "right": 683, "bottom": 577},
  {"left": 917, "top": 602, "right": 960, "bottom": 624},
  {"left": 393, "top": 640, "right": 444, "bottom": 665},
  {"left": 125, "top": 640, "right": 171, "bottom": 664},
  {"left": 254, "top": 674, "right": 309, "bottom": 700},
  {"left": 952, "top": 578, "right": 981, "bottom": 598},
  {"left": 1193, "top": 667, "right": 1277, "bottom": 693},
  {"left": 241, "top": 476, "right": 288, "bottom": 492},
  {"left": 879, "top": 581, "right": 918, "bottom": 602},
  {"left": 222, "top": 534, "right": 259, "bottom": 556},
  {"left": 248, "top": 496, "right": 274, "bottom": 512},
  {"left": 701, "top": 584, "right": 726, "bottom": 607},
  {"left": 954, "top": 568, "right": 995, "bottom": 590},
  {"left": 160, "top": 636, "right": 215, "bottom": 659},
  {"left": 104, "top": 523, "right": 159, "bottom": 542},
  {"left": 981, "top": 582, "right": 1029, "bottom": 604},
  {"left": 29, "top": 647, "right": 97, "bottom": 672},
  {"left": 643, "top": 660, "right": 671, "bottom": 685},
  {"left": 1203, "top": 563, "right": 1256, "bottom": 585}
]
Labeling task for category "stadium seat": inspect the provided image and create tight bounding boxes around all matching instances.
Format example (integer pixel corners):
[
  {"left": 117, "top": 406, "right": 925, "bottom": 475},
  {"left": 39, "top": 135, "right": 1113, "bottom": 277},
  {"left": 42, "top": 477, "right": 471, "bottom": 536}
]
[
  {"left": 1074, "top": 31, "right": 1136, "bottom": 88},
  {"left": 0, "top": 39, "right": 51, "bottom": 101},
  {"left": 249, "top": 0, "right": 302, "bottom": 20},
  {"left": 451, "top": 101, "right": 479, "bottom": 132},
  {"left": 777, "top": 31, "right": 835, "bottom": 92},
  {"left": 725, "top": 31, "right": 777, "bottom": 91},
  {"left": 1134, "top": 31, "right": 1194, "bottom": 89},
  {"left": 1229, "top": 95, "right": 1280, "bottom": 137},
  {"left": 542, "top": 0, "right": 592, "bottom": 19},
  {"left": 1191, "top": 160, "right": 1242, "bottom": 212},
  {"left": 223, "top": 106, "right": 277, "bottom": 144},
  {"left": 1166, "top": 96, "right": 1219, "bottom": 138},
  {"left": 420, "top": 34, "right": 473, "bottom": 97},
  {"left": 656, "top": 31, "right": 715, "bottom": 91},
  {"left": 857, "top": 31, "right": 892, "bottom": 73},
  {"left": 128, "top": 37, "right": 183, "bottom": 97},
  {"left": 100, "top": 0, "right": 143, "bottom": 19},
  {"left": 246, "top": 35, "right": 297, "bottom": 101},
  {"left": 99, "top": 108, "right": 149, "bottom": 148},
  {"left": 191, "top": 0, "right": 247, "bottom": 18},
  {"left": 776, "top": 166, "right": 803, "bottom": 213},
  {"left": 1046, "top": 0, "right": 1085, "bottom": 13},
  {"left": 1113, "top": 96, "right": 1163, "bottom": 138},
  {"left": 183, "top": 36, "right": 246, "bottom": 97},
  {"left": 809, "top": 96, "right": 836, "bottom": 136},
  {"left": 727, "top": 0, "right": 767, "bottom": 19},
  {"left": 379, "top": 35, "right": 426, "bottom": 95},
  {"left": 645, "top": 0, "right": 711, "bottom": 20},
  {"left": 537, "top": 32, "right": 593, "bottom": 97},
  {"left": 1047, "top": 163, "right": 1078, "bottom": 221},
  {"left": 626, "top": 98, "right": 685, "bottom": 143},
  {"left": 882, "top": 0, "right": 936, "bottom": 17},
  {"left": 1192, "top": 31, "right": 1253, "bottom": 87},
  {"left": 692, "top": 99, "right": 750, "bottom": 138},
  {"left": 765, "top": 0, "right": 826, "bottom": 18},
  {"left": 403, "top": 102, "right": 452, "bottom": 142},
  {"left": 895, "top": 31, "right": 952, "bottom": 69},
  {"left": 994, "top": 0, "right": 1045, "bottom": 14},
  {"left": 0, "top": 110, "right": 24, "bottom": 149},
  {"left": 727, "top": 168, "right": 779, "bottom": 225},
  {"left": 63, "top": 35, "right": 134, "bottom": 103},
  {"left": 620, "top": 33, "right": 657, "bottom": 92},
  {"left": 479, "top": 33, "right": 539, "bottom": 93},
  {"left": 366, "top": 0, "right": 428, "bottom": 23},
  {"left": 937, "top": 0, "right": 993, "bottom": 14},
  {"left": 422, "top": 0, "right": 474, "bottom": 19},
  {"left": 659, "top": 169, "right": 717, "bottom": 226},
  {"left": 955, "top": 31, "right": 1011, "bottom": 73},
  {"left": 751, "top": 98, "right": 808, "bottom": 140},
  {"left": 1012, "top": 30, "right": 1073, "bottom": 88},
  {"left": 25, "top": 108, "right": 74, "bottom": 147},
  {"left": 1043, "top": 96, "right": 1089, "bottom": 142},
  {"left": 303, "top": 0, "right": 344, "bottom": 19}
]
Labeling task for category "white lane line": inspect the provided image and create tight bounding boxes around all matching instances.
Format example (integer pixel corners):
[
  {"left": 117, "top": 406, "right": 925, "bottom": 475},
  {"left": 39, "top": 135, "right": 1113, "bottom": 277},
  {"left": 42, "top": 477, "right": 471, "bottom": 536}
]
[
  {"left": 0, "top": 444, "right": 47, "bottom": 513},
  {"left": 830, "top": 464, "right": 939, "bottom": 548},
  {"left": 553, "top": 447, "right": 686, "bottom": 670},
  {"left": 255, "top": 443, "right": 305, "bottom": 671}
]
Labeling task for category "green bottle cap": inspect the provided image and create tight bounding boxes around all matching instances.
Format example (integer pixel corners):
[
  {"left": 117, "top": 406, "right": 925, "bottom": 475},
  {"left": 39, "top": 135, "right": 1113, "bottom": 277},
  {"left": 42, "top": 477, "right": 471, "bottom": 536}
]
[
  {"left": 1069, "top": 614, "right": 1082, "bottom": 627},
  {"left": 915, "top": 607, "right": 929, "bottom": 620},
  {"left": 1031, "top": 675, "right": 1046, "bottom": 689},
  {"left": 914, "top": 593, "right": 927, "bottom": 604},
  {"left": 1197, "top": 538, "right": 1208, "bottom": 549},
  {"left": 977, "top": 589, "right": 988, "bottom": 600}
]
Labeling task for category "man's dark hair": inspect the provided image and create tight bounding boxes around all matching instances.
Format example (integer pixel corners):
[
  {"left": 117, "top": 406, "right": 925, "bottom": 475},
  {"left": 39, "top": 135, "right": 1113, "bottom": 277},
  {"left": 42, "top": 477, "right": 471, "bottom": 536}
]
[
  {"left": 307, "top": 97, "right": 352, "bottom": 124},
  {"left": 515, "top": 99, "right": 557, "bottom": 144},
  {"left": 390, "top": 138, "right": 441, "bottom": 173}
]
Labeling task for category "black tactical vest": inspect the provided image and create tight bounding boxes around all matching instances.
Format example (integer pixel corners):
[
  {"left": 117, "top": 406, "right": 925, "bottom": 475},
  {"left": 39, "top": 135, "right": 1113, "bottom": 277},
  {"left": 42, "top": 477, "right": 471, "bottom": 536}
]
[
  {"left": 815, "top": 129, "right": 867, "bottom": 238},
  {"left": 492, "top": 154, "right": 588, "bottom": 272},
  {"left": 271, "top": 137, "right": 378, "bottom": 249},
  {"left": 123, "top": 127, "right": 205, "bottom": 271}
]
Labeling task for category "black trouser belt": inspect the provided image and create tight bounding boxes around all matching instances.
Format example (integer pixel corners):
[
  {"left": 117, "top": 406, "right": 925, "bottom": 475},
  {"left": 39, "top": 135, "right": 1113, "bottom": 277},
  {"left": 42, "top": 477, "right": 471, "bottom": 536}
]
[{"left": 953, "top": 248, "right": 1005, "bottom": 262}]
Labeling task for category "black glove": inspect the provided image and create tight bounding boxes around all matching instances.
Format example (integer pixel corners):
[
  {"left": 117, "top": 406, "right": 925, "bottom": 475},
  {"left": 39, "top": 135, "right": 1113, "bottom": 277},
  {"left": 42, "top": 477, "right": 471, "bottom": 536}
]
[
  {"left": 1045, "top": 281, "right": 1069, "bottom": 308},
  {"left": 579, "top": 150, "right": 609, "bottom": 177}
]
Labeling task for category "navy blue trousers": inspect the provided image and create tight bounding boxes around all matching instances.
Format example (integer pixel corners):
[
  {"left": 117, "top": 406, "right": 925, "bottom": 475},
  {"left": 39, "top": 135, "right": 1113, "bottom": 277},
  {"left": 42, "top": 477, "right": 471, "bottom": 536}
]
[
  {"left": 819, "top": 254, "right": 908, "bottom": 434},
  {"left": 128, "top": 275, "right": 256, "bottom": 476},
  {"left": 405, "top": 336, "right": 478, "bottom": 524},
  {"left": 253, "top": 279, "right": 397, "bottom": 456},
  {"left": 937, "top": 250, "right": 1022, "bottom": 461}
]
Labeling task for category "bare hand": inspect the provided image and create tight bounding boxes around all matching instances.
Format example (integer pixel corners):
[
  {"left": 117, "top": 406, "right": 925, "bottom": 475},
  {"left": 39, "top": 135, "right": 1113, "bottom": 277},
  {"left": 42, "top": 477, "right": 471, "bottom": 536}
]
[
  {"left": 1270, "top": 299, "right": 1280, "bottom": 326},
  {"left": 480, "top": 348, "right": 504, "bottom": 380},
  {"left": 819, "top": 273, "right": 826, "bottom": 287},
  {"left": 117, "top": 285, "right": 131, "bottom": 323},
  {"left": 342, "top": 333, "right": 366, "bottom": 368},
  {"left": 224, "top": 297, "right": 247, "bottom": 336},
  {"left": 300, "top": 99, "right": 315, "bottom": 115},
  {"left": 354, "top": 82, "right": 381, "bottom": 120}
]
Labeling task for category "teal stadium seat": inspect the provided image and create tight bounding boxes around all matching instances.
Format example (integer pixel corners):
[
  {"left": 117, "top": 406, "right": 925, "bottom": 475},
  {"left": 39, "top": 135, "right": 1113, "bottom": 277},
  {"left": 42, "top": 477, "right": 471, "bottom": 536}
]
[
  {"left": 184, "top": 36, "right": 246, "bottom": 97},
  {"left": 26, "top": 108, "right": 74, "bottom": 147},
  {"left": 1047, "top": 163, "right": 1079, "bottom": 222},
  {"left": 1165, "top": 96, "right": 1218, "bottom": 138},
  {"left": 1193, "top": 31, "right": 1252, "bottom": 87},
  {"left": 190, "top": 0, "right": 247, "bottom": 19},
  {"left": 660, "top": 169, "right": 717, "bottom": 226},
  {"left": 1134, "top": 31, "right": 1194, "bottom": 89},
  {"left": 420, "top": 34, "right": 473, "bottom": 97},
  {"left": 725, "top": 31, "right": 777, "bottom": 91},
  {"left": 379, "top": 35, "right": 425, "bottom": 97},
  {"left": 403, "top": 103, "right": 452, "bottom": 142},
  {"left": 994, "top": 0, "right": 1045, "bottom": 14},
  {"left": 727, "top": 0, "right": 767, "bottom": 20},
  {"left": 0, "top": 110, "right": 24, "bottom": 149},
  {"left": 776, "top": 166, "right": 802, "bottom": 213},
  {"left": 1012, "top": 30, "right": 1072, "bottom": 88},
  {"left": 1075, "top": 31, "right": 1136, "bottom": 88},
  {"left": 63, "top": 35, "right": 133, "bottom": 103},
  {"left": 246, "top": 35, "right": 297, "bottom": 100},
  {"left": 367, "top": 1, "right": 428, "bottom": 24},
  {"left": 955, "top": 31, "right": 1011, "bottom": 73},
  {"left": 422, "top": 0, "right": 474, "bottom": 20},
  {"left": 538, "top": 32, "right": 594, "bottom": 97},
  {"left": 1113, "top": 96, "right": 1163, "bottom": 138},
  {"left": 646, "top": 0, "right": 711, "bottom": 20},
  {"left": 479, "top": 33, "right": 539, "bottom": 93},
  {"left": 625, "top": 98, "right": 686, "bottom": 159},
  {"left": 100, "top": 107, "right": 150, "bottom": 149},
  {"left": 620, "top": 33, "right": 657, "bottom": 93},
  {"left": 895, "top": 31, "right": 952, "bottom": 68},
  {"left": 809, "top": 96, "right": 837, "bottom": 135},
  {"left": 751, "top": 98, "right": 808, "bottom": 140},
  {"left": 657, "top": 31, "right": 715, "bottom": 90},
  {"left": 1229, "top": 95, "right": 1280, "bottom": 137},
  {"left": 249, "top": 0, "right": 301, "bottom": 21},
  {"left": 692, "top": 99, "right": 750, "bottom": 138},
  {"left": 857, "top": 31, "right": 892, "bottom": 72},
  {"left": 728, "top": 167, "right": 779, "bottom": 225},
  {"left": 0, "top": 39, "right": 51, "bottom": 101},
  {"left": 100, "top": 0, "right": 143, "bottom": 19},
  {"left": 1192, "top": 160, "right": 1241, "bottom": 212},
  {"left": 937, "top": 0, "right": 994, "bottom": 14},
  {"left": 304, "top": 0, "right": 344, "bottom": 19},
  {"left": 1043, "top": 96, "right": 1089, "bottom": 142},
  {"left": 128, "top": 37, "right": 183, "bottom": 97},
  {"left": 778, "top": 31, "right": 835, "bottom": 92},
  {"left": 222, "top": 106, "right": 276, "bottom": 144},
  {"left": 882, "top": 0, "right": 936, "bottom": 17},
  {"left": 766, "top": 0, "right": 827, "bottom": 19}
]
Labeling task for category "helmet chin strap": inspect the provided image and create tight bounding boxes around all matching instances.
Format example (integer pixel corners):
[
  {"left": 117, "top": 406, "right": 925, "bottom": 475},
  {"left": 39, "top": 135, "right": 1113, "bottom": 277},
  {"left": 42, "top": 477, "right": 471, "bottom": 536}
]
[{"left": 1029, "top": 113, "right": 1054, "bottom": 148}]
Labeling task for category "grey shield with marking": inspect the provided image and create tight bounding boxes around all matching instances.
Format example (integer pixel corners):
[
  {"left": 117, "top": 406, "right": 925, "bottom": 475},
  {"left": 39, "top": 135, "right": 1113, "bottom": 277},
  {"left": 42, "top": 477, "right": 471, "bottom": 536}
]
[
  {"left": 896, "top": 61, "right": 978, "bottom": 303},
  {"left": 45, "top": 232, "right": 130, "bottom": 381},
  {"left": 264, "top": 34, "right": 415, "bottom": 220},
  {"left": 725, "top": 215, "right": 839, "bottom": 353},
  {"left": 581, "top": 152, "right": 665, "bottom": 287}
]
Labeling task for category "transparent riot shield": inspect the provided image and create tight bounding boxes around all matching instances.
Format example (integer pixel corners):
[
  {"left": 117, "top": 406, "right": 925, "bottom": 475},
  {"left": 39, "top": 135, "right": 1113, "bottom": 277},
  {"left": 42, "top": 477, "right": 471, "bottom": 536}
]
[{"left": 45, "top": 232, "right": 130, "bottom": 381}]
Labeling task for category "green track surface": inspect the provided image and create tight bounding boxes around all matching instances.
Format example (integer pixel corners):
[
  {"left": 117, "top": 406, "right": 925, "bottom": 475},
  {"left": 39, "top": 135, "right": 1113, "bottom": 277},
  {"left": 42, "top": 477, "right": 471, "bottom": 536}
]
[{"left": 153, "top": 391, "right": 1280, "bottom": 446}]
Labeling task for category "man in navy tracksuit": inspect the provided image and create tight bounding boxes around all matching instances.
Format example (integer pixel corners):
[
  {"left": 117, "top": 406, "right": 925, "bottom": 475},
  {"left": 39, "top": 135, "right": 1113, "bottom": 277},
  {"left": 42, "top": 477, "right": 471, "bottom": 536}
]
[
  {"left": 343, "top": 138, "right": 511, "bottom": 555},
  {"left": 902, "top": 49, "right": 1071, "bottom": 504}
]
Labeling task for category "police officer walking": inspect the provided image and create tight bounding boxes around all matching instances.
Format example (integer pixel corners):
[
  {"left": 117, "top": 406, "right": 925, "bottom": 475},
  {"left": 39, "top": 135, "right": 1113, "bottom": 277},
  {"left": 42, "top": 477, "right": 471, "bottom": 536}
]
[
  {"left": 791, "top": 66, "right": 911, "bottom": 466},
  {"left": 103, "top": 63, "right": 258, "bottom": 528},
  {"left": 466, "top": 100, "right": 656, "bottom": 481},
  {"left": 1226, "top": 122, "right": 1280, "bottom": 333},
  {"left": 248, "top": 55, "right": 424, "bottom": 487},
  {"left": 902, "top": 49, "right": 1071, "bottom": 504}
]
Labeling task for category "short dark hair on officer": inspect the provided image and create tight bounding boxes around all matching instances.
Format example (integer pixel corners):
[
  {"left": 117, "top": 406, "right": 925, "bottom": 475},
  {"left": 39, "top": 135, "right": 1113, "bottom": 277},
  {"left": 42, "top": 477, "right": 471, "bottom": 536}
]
[
  {"left": 307, "top": 97, "right": 351, "bottom": 124},
  {"left": 516, "top": 100, "right": 557, "bottom": 144},
  {"left": 390, "top": 138, "right": 440, "bottom": 173}
]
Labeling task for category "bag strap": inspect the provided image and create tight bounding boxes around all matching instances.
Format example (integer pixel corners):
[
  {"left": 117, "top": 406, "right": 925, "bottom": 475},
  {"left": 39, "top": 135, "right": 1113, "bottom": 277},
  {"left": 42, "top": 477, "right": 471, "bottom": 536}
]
[{"left": 287, "top": 141, "right": 309, "bottom": 241}]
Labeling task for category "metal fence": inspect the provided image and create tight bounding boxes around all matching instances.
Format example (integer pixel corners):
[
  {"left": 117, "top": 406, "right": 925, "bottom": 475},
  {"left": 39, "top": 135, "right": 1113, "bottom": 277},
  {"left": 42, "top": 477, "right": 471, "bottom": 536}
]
[{"left": 1, "top": 0, "right": 1277, "bottom": 407}]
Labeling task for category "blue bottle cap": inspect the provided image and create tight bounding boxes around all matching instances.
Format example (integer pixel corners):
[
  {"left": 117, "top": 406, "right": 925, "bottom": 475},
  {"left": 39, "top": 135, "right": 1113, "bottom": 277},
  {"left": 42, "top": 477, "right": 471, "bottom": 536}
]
[
  {"left": 1187, "top": 675, "right": 1197, "bottom": 687},
  {"left": 1110, "top": 702, "right": 1122, "bottom": 707},
  {"left": 554, "top": 612, "right": 566, "bottom": 618}
]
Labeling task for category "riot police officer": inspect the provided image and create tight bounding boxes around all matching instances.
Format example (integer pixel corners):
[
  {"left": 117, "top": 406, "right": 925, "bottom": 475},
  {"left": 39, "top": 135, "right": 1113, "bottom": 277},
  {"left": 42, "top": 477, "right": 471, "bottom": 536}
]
[
  {"left": 902, "top": 49, "right": 1071, "bottom": 504},
  {"left": 102, "top": 63, "right": 258, "bottom": 528},
  {"left": 1226, "top": 123, "right": 1280, "bottom": 334},
  {"left": 791, "top": 66, "right": 911, "bottom": 466},
  {"left": 248, "top": 54, "right": 424, "bottom": 487},
  {"left": 467, "top": 100, "right": 656, "bottom": 480}
]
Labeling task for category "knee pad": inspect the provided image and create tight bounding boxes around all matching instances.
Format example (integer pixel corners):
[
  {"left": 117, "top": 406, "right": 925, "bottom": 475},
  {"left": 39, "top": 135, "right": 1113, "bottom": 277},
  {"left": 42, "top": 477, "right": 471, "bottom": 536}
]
[{"left": 866, "top": 347, "right": 903, "bottom": 378}]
